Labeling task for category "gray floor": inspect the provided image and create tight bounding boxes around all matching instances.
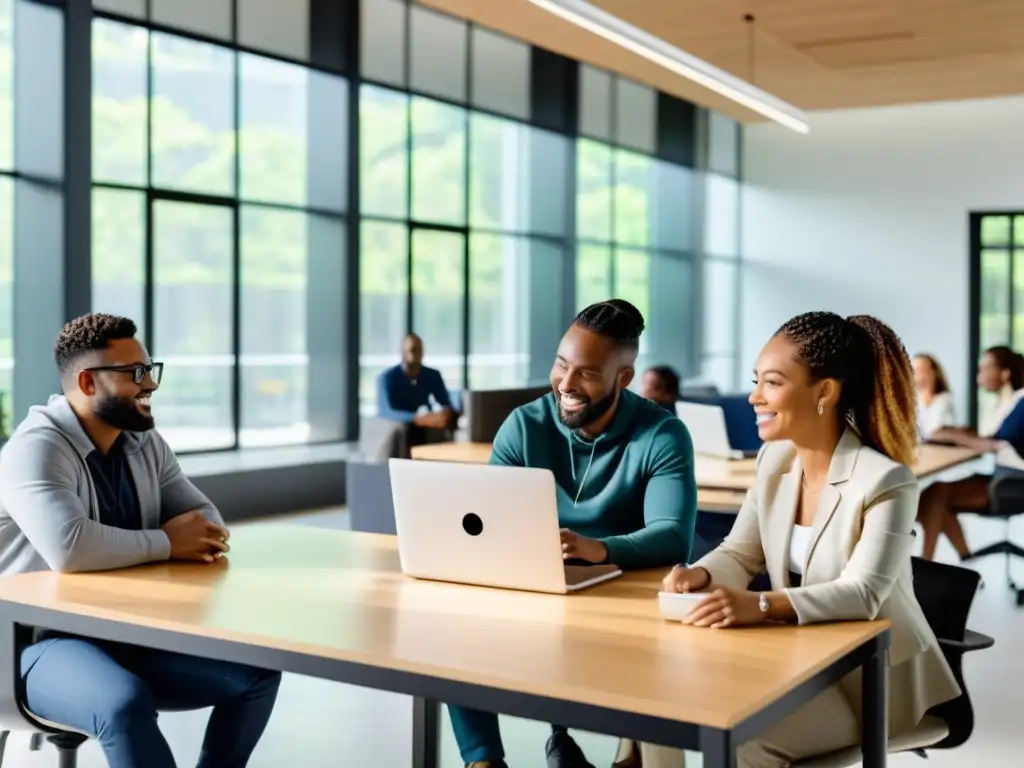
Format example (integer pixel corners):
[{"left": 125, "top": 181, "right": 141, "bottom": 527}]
[{"left": 7, "top": 510, "right": 1023, "bottom": 768}]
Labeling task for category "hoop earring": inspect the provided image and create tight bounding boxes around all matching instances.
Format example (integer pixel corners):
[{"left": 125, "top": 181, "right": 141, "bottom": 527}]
[{"left": 817, "top": 402, "right": 824, "bottom": 415}]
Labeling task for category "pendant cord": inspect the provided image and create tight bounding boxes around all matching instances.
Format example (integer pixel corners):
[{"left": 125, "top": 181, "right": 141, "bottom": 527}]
[{"left": 744, "top": 13, "right": 756, "bottom": 85}]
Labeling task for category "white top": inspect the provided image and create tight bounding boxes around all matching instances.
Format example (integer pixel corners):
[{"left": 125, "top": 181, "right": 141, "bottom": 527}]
[
  {"left": 788, "top": 524, "right": 813, "bottom": 576},
  {"left": 916, "top": 391, "right": 956, "bottom": 440}
]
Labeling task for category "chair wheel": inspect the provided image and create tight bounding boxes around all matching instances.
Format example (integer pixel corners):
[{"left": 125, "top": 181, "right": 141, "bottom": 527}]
[{"left": 1016, "top": 589, "right": 1024, "bottom": 607}]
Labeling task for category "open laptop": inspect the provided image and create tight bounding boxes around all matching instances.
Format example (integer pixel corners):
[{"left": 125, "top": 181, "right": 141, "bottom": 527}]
[
  {"left": 676, "top": 401, "right": 759, "bottom": 460},
  {"left": 388, "top": 459, "right": 622, "bottom": 594}
]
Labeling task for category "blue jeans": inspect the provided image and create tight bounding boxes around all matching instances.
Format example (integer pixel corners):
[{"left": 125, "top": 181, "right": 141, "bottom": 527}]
[
  {"left": 21, "top": 637, "right": 282, "bottom": 768},
  {"left": 449, "top": 705, "right": 568, "bottom": 764}
]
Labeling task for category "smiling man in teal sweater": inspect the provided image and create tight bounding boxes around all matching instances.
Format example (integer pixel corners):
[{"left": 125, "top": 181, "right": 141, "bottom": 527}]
[{"left": 448, "top": 299, "right": 698, "bottom": 768}]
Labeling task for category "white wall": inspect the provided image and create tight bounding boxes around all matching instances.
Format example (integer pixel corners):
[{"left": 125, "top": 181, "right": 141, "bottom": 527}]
[{"left": 741, "top": 95, "right": 1024, "bottom": 420}]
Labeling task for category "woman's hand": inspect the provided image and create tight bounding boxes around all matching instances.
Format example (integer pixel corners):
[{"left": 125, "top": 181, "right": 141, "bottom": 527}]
[
  {"left": 682, "top": 587, "right": 767, "bottom": 628},
  {"left": 661, "top": 565, "right": 711, "bottom": 593}
]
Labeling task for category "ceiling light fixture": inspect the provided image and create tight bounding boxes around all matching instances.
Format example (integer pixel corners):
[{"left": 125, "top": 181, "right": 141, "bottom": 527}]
[{"left": 526, "top": 0, "right": 810, "bottom": 134}]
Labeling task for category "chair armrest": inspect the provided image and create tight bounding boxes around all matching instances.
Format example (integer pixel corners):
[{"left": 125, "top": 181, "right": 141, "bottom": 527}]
[
  {"left": 988, "top": 474, "right": 1024, "bottom": 511},
  {"left": 939, "top": 629, "right": 994, "bottom": 653}
]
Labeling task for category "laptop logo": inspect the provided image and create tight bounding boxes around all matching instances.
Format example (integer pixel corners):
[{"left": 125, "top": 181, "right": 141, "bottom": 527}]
[{"left": 462, "top": 513, "right": 483, "bottom": 536}]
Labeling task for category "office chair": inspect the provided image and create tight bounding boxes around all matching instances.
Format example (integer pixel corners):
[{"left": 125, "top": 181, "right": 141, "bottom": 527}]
[
  {"left": 0, "top": 625, "right": 90, "bottom": 767},
  {"left": 794, "top": 557, "right": 993, "bottom": 767},
  {"left": 961, "top": 472, "right": 1024, "bottom": 606},
  {"left": 345, "top": 417, "right": 407, "bottom": 535}
]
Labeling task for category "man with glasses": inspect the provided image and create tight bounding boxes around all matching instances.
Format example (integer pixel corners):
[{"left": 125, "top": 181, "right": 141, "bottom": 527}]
[{"left": 0, "top": 313, "right": 281, "bottom": 768}]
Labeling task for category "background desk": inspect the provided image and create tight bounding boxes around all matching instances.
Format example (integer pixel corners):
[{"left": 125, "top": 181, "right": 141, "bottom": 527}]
[
  {"left": 0, "top": 527, "right": 891, "bottom": 768},
  {"left": 410, "top": 442, "right": 983, "bottom": 510}
]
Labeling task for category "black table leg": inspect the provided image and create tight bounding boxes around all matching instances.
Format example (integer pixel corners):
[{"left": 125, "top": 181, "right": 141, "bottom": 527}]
[
  {"left": 412, "top": 697, "right": 439, "bottom": 768},
  {"left": 861, "top": 647, "right": 887, "bottom": 767},
  {"left": 701, "top": 727, "right": 736, "bottom": 768}
]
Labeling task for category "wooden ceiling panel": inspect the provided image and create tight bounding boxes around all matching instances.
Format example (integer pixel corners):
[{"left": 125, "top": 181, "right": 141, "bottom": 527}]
[{"left": 418, "top": 0, "right": 1024, "bottom": 119}]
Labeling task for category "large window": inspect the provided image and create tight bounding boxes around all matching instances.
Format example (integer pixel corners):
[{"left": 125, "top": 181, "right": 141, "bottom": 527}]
[
  {"left": 970, "top": 212, "right": 1024, "bottom": 426},
  {"left": 0, "top": 0, "right": 13, "bottom": 436},
  {"left": 575, "top": 68, "right": 698, "bottom": 384},
  {"left": 699, "top": 111, "right": 742, "bottom": 394},
  {"left": 357, "top": 8, "right": 573, "bottom": 416},
  {"left": 67, "top": 0, "right": 744, "bottom": 449},
  {"left": 91, "top": 11, "right": 348, "bottom": 452}
]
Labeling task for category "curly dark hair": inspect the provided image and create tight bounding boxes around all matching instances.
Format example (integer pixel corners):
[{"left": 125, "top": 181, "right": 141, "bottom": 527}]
[
  {"left": 777, "top": 311, "right": 917, "bottom": 466},
  {"left": 647, "top": 364, "right": 681, "bottom": 399},
  {"left": 54, "top": 313, "right": 138, "bottom": 376},
  {"left": 984, "top": 345, "right": 1024, "bottom": 390},
  {"left": 573, "top": 299, "right": 645, "bottom": 352}
]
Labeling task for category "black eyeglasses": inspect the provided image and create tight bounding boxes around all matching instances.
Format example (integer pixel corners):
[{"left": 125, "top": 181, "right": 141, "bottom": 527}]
[{"left": 86, "top": 362, "right": 163, "bottom": 385}]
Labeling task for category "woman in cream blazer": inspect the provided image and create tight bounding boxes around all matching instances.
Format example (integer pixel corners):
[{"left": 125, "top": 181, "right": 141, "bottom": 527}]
[{"left": 619, "top": 312, "right": 960, "bottom": 768}]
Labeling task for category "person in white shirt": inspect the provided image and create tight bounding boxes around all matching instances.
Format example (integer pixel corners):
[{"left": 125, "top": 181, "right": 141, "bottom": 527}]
[
  {"left": 913, "top": 353, "right": 956, "bottom": 440},
  {"left": 918, "top": 345, "right": 1024, "bottom": 560}
]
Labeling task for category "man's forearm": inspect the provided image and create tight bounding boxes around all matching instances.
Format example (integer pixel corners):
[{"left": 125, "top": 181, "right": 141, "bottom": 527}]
[
  {"left": 46, "top": 520, "right": 171, "bottom": 573},
  {"left": 602, "top": 521, "right": 691, "bottom": 570}
]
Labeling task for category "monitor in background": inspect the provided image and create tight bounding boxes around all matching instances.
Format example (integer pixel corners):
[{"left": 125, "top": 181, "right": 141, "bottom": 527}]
[
  {"left": 676, "top": 401, "right": 759, "bottom": 460},
  {"left": 681, "top": 393, "right": 761, "bottom": 453},
  {"left": 388, "top": 459, "right": 621, "bottom": 594},
  {"left": 466, "top": 386, "right": 550, "bottom": 443}
]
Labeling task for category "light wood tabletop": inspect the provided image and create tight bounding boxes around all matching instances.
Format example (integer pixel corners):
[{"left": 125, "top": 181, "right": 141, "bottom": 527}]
[
  {"left": 0, "top": 525, "right": 889, "bottom": 732},
  {"left": 410, "top": 441, "right": 493, "bottom": 464},
  {"left": 412, "top": 441, "right": 983, "bottom": 494}
]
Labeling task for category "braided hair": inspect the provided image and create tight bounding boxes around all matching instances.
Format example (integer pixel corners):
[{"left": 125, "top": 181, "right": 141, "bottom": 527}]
[
  {"left": 573, "top": 299, "right": 645, "bottom": 352},
  {"left": 776, "top": 311, "right": 917, "bottom": 466}
]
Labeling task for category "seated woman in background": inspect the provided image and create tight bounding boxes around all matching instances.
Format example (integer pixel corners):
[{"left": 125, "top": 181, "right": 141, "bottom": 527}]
[
  {"left": 913, "top": 353, "right": 956, "bottom": 440},
  {"left": 618, "top": 311, "right": 960, "bottom": 768},
  {"left": 639, "top": 364, "right": 681, "bottom": 413},
  {"left": 917, "top": 345, "right": 1024, "bottom": 560}
]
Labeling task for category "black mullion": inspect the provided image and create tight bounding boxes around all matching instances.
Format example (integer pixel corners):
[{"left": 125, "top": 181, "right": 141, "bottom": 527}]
[
  {"left": 608, "top": 77, "right": 618, "bottom": 296},
  {"left": 967, "top": 213, "right": 982, "bottom": 428},
  {"left": 405, "top": 95, "right": 414, "bottom": 334},
  {"left": 144, "top": 193, "right": 155, "bottom": 355},
  {"left": 462, "top": 25, "right": 473, "bottom": 391},
  {"left": 343, "top": 0, "right": 361, "bottom": 439},
  {"left": 403, "top": 0, "right": 414, "bottom": 334},
  {"left": 144, "top": 23, "right": 154, "bottom": 353},
  {"left": 230, "top": 6, "right": 242, "bottom": 450}
]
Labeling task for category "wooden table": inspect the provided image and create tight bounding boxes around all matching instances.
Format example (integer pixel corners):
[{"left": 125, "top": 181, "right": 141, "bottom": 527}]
[
  {"left": 413, "top": 441, "right": 983, "bottom": 495},
  {"left": 0, "top": 526, "right": 891, "bottom": 767}
]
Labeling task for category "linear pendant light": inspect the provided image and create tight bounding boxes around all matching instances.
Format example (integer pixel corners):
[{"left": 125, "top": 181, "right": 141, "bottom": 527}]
[{"left": 526, "top": 0, "right": 810, "bottom": 134}]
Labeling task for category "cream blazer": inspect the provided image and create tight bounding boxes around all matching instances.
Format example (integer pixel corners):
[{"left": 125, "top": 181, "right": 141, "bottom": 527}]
[{"left": 694, "top": 428, "right": 961, "bottom": 732}]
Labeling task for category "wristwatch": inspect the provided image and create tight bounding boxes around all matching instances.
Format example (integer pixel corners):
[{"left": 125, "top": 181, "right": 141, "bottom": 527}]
[{"left": 758, "top": 593, "right": 771, "bottom": 615}]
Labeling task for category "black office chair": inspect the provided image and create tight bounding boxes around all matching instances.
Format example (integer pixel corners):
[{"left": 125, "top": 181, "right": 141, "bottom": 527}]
[
  {"left": 962, "top": 472, "right": 1024, "bottom": 606},
  {"left": 911, "top": 556, "right": 994, "bottom": 751},
  {"left": 794, "top": 557, "right": 993, "bottom": 767},
  {"left": 0, "top": 626, "right": 89, "bottom": 767}
]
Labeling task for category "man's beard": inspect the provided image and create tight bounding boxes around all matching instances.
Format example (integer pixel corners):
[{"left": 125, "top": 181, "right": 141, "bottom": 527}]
[
  {"left": 557, "top": 386, "right": 619, "bottom": 432},
  {"left": 94, "top": 392, "right": 155, "bottom": 432}
]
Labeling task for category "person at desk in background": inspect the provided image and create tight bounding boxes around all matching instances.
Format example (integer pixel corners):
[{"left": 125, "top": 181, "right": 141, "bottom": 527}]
[
  {"left": 913, "top": 353, "right": 956, "bottom": 440},
  {"left": 645, "top": 311, "right": 960, "bottom": 768},
  {"left": 640, "top": 364, "right": 681, "bottom": 413},
  {"left": 448, "top": 299, "right": 697, "bottom": 768},
  {"left": 377, "top": 332, "right": 458, "bottom": 445},
  {"left": 0, "top": 314, "right": 281, "bottom": 768},
  {"left": 917, "top": 345, "right": 1024, "bottom": 560}
]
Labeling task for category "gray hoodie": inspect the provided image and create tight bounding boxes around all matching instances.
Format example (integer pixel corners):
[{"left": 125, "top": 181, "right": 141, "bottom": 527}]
[{"left": 0, "top": 395, "right": 223, "bottom": 577}]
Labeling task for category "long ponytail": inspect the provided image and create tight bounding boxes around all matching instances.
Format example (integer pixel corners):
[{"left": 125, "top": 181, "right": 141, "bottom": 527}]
[
  {"left": 776, "top": 311, "right": 917, "bottom": 466},
  {"left": 845, "top": 316, "right": 917, "bottom": 466}
]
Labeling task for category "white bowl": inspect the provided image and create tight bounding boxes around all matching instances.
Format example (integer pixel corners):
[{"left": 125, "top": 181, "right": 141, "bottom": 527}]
[{"left": 657, "top": 591, "right": 707, "bottom": 621}]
